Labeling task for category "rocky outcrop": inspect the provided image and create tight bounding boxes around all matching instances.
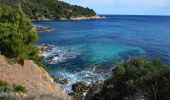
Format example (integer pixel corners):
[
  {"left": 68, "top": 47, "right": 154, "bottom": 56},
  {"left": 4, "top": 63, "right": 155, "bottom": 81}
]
[
  {"left": 69, "top": 82, "right": 89, "bottom": 100},
  {"left": 34, "top": 25, "right": 53, "bottom": 32},
  {"left": 0, "top": 55, "right": 71, "bottom": 100},
  {"left": 72, "top": 82, "right": 89, "bottom": 93},
  {"left": 53, "top": 77, "right": 68, "bottom": 85},
  {"left": 69, "top": 81, "right": 103, "bottom": 100},
  {"left": 38, "top": 44, "right": 54, "bottom": 53},
  {"left": 84, "top": 82, "right": 103, "bottom": 100},
  {"left": 70, "top": 15, "right": 105, "bottom": 20}
]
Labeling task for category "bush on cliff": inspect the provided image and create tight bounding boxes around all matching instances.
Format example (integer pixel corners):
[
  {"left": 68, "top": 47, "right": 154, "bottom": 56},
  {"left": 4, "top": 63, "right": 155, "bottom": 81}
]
[
  {"left": 0, "top": 6, "right": 43, "bottom": 66},
  {"left": 96, "top": 56, "right": 170, "bottom": 100}
]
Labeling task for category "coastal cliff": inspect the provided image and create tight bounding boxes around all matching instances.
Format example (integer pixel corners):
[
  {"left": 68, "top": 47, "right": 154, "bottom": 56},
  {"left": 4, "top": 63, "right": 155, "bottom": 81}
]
[
  {"left": 0, "top": 55, "right": 71, "bottom": 99},
  {"left": 0, "top": 5, "right": 71, "bottom": 100},
  {"left": 1, "top": 0, "right": 97, "bottom": 20}
]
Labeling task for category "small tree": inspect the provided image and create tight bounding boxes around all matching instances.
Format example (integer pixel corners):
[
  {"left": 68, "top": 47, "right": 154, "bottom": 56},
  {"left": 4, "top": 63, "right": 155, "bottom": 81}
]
[{"left": 0, "top": 5, "right": 42, "bottom": 65}]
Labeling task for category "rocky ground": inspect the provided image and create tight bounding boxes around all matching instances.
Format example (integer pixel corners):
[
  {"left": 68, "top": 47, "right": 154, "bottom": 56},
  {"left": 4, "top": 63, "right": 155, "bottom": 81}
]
[{"left": 0, "top": 55, "right": 71, "bottom": 100}]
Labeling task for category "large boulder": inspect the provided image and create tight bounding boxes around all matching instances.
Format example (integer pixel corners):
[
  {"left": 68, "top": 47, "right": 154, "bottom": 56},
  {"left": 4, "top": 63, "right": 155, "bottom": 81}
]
[
  {"left": 72, "top": 82, "right": 88, "bottom": 93},
  {"left": 69, "top": 82, "right": 89, "bottom": 100}
]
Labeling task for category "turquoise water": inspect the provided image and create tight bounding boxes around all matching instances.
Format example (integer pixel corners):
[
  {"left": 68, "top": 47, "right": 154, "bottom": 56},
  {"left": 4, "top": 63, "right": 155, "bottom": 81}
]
[{"left": 34, "top": 15, "right": 170, "bottom": 92}]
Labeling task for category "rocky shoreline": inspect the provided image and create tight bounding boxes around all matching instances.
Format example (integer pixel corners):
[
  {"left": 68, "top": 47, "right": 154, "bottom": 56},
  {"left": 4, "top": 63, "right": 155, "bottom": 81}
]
[
  {"left": 38, "top": 44, "right": 110, "bottom": 100},
  {"left": 70, "top": 15, "right": 105, "bottom": 20},
  {"left": 32, "top": 15, "right": 105, "bottom": 21},
  {"left": 33, "top": 15, "right": 105, "bottom": 32}
]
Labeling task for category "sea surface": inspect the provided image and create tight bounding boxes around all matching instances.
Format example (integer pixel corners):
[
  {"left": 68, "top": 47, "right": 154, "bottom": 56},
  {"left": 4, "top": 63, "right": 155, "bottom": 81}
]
[{"left": 34, "top": 15, "right": 170, "bottom": 92}]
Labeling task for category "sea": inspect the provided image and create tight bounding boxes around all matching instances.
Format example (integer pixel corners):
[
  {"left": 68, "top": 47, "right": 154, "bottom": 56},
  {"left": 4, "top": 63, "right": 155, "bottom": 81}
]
[{"left": 33, "top": 15, "right": 170, "bottom": 92}]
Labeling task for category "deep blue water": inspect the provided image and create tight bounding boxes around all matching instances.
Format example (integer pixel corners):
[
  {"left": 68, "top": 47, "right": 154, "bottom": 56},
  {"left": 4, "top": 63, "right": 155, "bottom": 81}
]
[{"left": 34, "top": 15, "right": 170, "bottom": 92}]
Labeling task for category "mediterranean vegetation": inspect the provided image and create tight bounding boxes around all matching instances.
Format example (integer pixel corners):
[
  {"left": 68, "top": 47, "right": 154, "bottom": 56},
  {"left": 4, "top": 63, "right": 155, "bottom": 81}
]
[
  {"left": 96, "top": 56, "right": 170, "bottom": 100},
  {"left": 0, "top": 0, "right": 96, "bottom": 20},
  {"left": 0, "top": 5, "right": 43, "bottom": 66},
  {"left": 0, "top": 1, "right": 170, "bottom": 100}
]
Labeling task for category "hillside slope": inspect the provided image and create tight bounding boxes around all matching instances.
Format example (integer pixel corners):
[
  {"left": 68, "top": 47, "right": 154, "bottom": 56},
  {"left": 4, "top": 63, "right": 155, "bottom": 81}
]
[
  {"left": 0, "top": 0, "right": 96, "bottom": 20},
  {"left": 0, "top": 55, "right": 70, "bottom": 99}
]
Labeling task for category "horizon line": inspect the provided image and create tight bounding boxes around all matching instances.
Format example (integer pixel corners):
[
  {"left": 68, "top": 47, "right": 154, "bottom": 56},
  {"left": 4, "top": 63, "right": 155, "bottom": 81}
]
[{"left": 97, "top": 14, "right": 170, "bottom": 17}]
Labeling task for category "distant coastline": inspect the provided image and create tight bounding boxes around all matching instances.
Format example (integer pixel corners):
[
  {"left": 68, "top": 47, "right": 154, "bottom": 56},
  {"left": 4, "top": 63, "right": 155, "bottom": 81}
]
[
  {"left": 32, "top": 15, "right": 106, "bottom": 21},
  {"left": 69, "top": 15, "right": 106, "bottom": 20}
]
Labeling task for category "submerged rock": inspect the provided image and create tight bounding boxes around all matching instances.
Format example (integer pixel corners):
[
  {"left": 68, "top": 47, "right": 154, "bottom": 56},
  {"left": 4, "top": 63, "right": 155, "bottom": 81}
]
[
  {"left": 41, "top": 46, "right": 79, "bottom": 64},
  {"left": 38, "top": 44, "right": 54, "bottom": 53},
  {"left": 45, "top": 53, "right": 60, "bottom": 63},
  {"left": 53, "top": 77, "right": 68, "bottom": 85},
  {"left": 89, "top": 64, "right": 110, "bottom": 73},
  {"left": 34, "top": 25, "right": 53, "bottom": 32}
]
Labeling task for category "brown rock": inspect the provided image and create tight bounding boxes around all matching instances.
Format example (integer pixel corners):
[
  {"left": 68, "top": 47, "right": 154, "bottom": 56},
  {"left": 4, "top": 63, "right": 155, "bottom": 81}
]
[{"left": 72, "top": 82, "right": 88, "bottom": 93}]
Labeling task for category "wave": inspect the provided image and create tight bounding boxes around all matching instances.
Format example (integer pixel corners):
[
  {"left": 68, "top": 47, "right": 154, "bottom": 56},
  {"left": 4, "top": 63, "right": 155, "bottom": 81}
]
[
  {"left": 40, "top": 45, "right": 81, "bottom": 64},
  {"left": 51, "top": 66, "right": 111, "bottom": 93},
  {"left": 40, "top": 44, "right": 143, "bottom": 93}
]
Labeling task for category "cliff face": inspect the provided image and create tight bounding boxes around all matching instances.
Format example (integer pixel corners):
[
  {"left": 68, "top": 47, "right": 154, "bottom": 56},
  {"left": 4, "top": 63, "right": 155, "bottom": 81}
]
[{"left": 0, "top": 55, "right": 70, "bottom": 99}]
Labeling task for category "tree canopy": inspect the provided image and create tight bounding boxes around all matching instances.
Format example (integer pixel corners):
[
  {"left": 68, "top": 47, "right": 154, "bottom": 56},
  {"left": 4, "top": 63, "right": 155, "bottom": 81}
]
[
  {"left": 0, "top": 5, "right": 42, "bottom": 65},
  {"left": 0, "top": 0, "right": 96, "bottom": 20}
]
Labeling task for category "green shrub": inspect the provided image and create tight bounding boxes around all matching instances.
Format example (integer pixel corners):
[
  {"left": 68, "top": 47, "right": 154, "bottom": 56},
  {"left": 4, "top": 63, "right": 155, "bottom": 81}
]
[
  {"left": 13, "top": 84, "right": 26, "bottom": 93},
  {"left": 0, "top": 5, "right": 43, "bottom": 66},
  {"left": 96, "top": 56, "right": 170, "bottom": 100},
  {"left": 0, "top": 80, "right": 8, "bottom": 87}
]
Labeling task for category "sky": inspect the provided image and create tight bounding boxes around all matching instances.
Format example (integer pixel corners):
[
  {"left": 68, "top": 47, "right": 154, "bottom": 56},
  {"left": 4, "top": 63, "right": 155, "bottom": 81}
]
[{"left": 62, "top": 0, "right": 170, "bottom": 15}]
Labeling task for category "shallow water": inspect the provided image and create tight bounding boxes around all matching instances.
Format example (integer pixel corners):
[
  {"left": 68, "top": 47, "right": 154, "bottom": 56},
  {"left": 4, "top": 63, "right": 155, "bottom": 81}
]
[{"left": 34, "top": 15, "right": 170, "bottom": 92}]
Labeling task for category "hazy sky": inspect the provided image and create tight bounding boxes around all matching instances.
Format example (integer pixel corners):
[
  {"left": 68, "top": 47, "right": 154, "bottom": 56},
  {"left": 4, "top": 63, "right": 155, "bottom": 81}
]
[{"left": 63, "top": 0, "right": 170, "bottom": 15}]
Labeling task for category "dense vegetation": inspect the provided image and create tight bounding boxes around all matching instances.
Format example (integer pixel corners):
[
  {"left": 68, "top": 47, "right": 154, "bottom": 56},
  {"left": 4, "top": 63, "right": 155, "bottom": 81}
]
[
  {"left": 96, "top": 56, "right": 170, "bottom": 100},
  {"left": 0, "top": 0, "right": 96, "bottom": 20},
  {"left": 0, "top": 5, "right": 42, "bottom": 65}
]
